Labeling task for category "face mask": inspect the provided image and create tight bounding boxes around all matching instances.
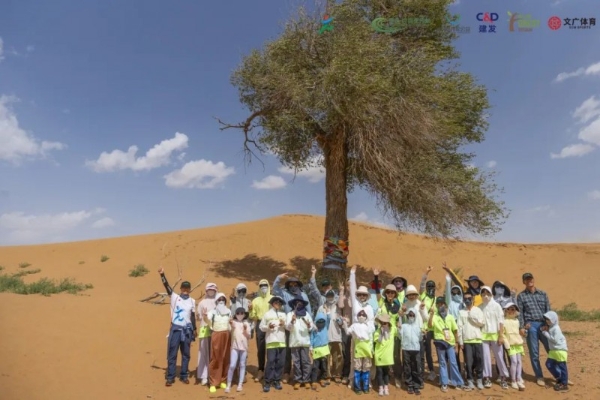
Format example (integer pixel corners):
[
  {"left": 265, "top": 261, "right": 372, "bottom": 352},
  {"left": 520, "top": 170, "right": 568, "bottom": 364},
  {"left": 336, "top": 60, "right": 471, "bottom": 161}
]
[
  {"left": 260, "top": 287, "right": 268, "bottom": 294},
  {"left": 452, "top": 294, "right": 462, "bottom": 303},
  {"left": 316, "top": 321, "right": 326, "bottom": 330},
  {"left": 357, "top": 316, "right": 367, "bottom": 323},
  {"left": 408, "top": 316, "right": 416, "bottom": 323},
  {"left": 381, "top": 324, "right": 390, "bottom": 332},
  {"left": 494, "top": 286, "right": 504, "bottom": 296},
  {"left": 463, "top": 298, "right": 473, "bottom": 307},
  {"left": 217, "top": 301, "right": 225, "bottom": 306},
  {"left": 236, "top": 314, "right": 244, "bottom": 321},
  {"left": 394, "top": 282, "right": 403, "bottom": 291},
  {"left": 426, "top": 287, "right": 435, "bottom": 297},
  {"left": 326, "top": 298, "right": 335, "bottom": 305},
  {"left": 180, "top": 293, "right": 189, "bottom": 300},
  {"left": 438, "top": 305, "right": 447, "bottom": 314},
  {"left": 290, "top": 286, "right": 300, "bottom": 294}
]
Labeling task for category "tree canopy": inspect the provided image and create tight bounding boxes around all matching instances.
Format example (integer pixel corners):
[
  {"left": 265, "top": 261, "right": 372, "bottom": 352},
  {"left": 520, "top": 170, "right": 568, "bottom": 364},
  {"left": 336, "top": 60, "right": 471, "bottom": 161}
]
[{"left": 220, "top": 0, "right": 507, "bottom": 240}]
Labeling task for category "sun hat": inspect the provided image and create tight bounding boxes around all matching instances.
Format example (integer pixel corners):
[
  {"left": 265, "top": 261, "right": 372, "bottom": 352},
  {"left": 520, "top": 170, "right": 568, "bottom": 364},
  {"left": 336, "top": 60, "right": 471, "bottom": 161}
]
[
  {"left": 288, "top": 296, "right": 309, "bottom": 308},
  {"left": 205, "top": 282, "right": 218, "bottom": 291},
  {"left": 465, "top": 275, "right": 484, "bottom": 286},
  {"left": 284, "top": 277, "right": 304, "bottom": 290},
  {"left": 384, "top": 284, "right": 397, "bottom": 293},
  {"left": 405, "top": 285, "right": 419, "bottom": 296},
  {"left": 481, "top": 285, "right": 493, "bottom": 295},
  {"left": 376, "top": 313, "right": 391, "bottom": 324},
  {"left": 503, "top": 302, "right": 519, "bottom": 311},
  {"left": 356, "top": 285, "right": 370, "bottom": 295},
  {"left": 269, "top": 296, "right": 284, "bottom": 305}
]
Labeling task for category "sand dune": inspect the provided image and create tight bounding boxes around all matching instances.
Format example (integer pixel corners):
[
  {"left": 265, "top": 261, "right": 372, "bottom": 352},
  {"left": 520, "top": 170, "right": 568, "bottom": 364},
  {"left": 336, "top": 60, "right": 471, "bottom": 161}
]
[{"left": 0, "top": 214, "right": 598, "bottom": 399}]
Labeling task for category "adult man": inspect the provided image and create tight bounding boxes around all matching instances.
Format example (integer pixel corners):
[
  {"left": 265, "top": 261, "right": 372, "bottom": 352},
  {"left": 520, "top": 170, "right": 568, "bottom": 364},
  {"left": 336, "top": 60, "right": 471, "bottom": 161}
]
[
  {"left": 419, "top": 266, "right": 437, "bottom": 382},
  {"left": 158, "top": 267, "right": 197, "bottom": 386},
  {"left": 249, "top": 279, "right": 272, "bottom": 382},
  {"left": 272, "top": 273, "right": 312, "bottom": 383},
  {"left": 517, "top": 272, "right": 550, "bottom": 387},
  {"left": 307, "top": 265, "right": 335, "bottom": 311}
]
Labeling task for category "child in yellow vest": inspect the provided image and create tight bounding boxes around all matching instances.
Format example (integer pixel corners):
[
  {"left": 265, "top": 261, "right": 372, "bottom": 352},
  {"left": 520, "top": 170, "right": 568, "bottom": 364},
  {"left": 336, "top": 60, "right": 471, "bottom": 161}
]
[
  {"left": 345, "top": 310, "right": 375, "bottom": 394},
  {"left": 502, "top": 302, "right": 525, "bottom": 391},
  {"left": 374, "top": 313, "right": 395, "bottom": 396}
]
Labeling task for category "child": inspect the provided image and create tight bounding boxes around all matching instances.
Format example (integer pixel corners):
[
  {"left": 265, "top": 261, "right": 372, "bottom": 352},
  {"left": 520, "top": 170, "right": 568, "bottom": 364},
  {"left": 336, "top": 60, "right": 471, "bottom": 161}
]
[
  {"left": 310, "top": 312, "right": 331, "bottom": 390},
  {"left": 502, "top": 303, "right": 525, "bottom": 391},
  {"left": 541, "top": 311, "right": 569, "bottom": 392},
  {"left": 428, "top": 297, "right": 469, "bottom": 393},
  {"left": 398, "top": 309, "right": 423, "bottom": 395},
  {"left": 373, "top": 313, "right": 395, "bottom": 396},
  {"left": 205, "top": 293, "right": 232, "bottom": 393},
  {"left": 457, "top": 292, "right": 485, "bottom": 390},
  {"left": 479, "top": 286, "right": 509, "bottom": 389},
  {"left": 285, "top": 297, "right": 315, "bottom": 390},
  {"left": 226, "top": 307, "right": 251, "bottom": 393},
  {"left": 259, "top": 296, "right": 287, "bottom": 392},
  {"left": 345, "top": 309, "right": 375, "bottom": 395},
  {"left": 317, "top": 290, "right": 344, "bottom": 383}
]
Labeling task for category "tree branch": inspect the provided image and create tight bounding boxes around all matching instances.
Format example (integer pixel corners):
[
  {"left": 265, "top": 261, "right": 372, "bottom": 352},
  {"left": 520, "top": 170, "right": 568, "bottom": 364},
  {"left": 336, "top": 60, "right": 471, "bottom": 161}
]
[{"left": 215, "top": 110, "right": 269, "bottom": 168}]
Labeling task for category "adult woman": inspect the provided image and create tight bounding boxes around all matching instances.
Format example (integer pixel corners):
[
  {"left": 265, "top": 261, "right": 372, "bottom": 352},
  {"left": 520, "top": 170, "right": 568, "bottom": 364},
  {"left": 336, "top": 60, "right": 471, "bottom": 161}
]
[{"left": 205, "top": 293, "right": 232, "bottom": 393}]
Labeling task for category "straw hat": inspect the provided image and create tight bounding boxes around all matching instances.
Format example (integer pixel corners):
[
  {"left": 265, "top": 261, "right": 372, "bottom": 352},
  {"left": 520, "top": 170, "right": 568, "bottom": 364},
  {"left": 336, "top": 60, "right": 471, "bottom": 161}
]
[{"left": 356, "top": 286, "right": 369, "bottom": 295}]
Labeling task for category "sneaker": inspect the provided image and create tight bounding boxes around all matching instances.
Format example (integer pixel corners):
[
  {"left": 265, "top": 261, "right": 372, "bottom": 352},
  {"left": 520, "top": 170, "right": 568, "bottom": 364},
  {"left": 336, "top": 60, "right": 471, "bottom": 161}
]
[
  {"left": 273, "top": 381, "right": 282, "bottom": 390},
  {"left": 282, "top": 373, "right": 289, "bottom": 384},
  {"left": 237, "top": 384, "right": 243, "bottom": 392},
  {"left": 568, "top": 380, "right": 574, "bottom": 386},
  {"left": 294, "top": 383, "right": 300, "bottom": 390},
  {"left": 537, "top": 378, "right": 545, "bottom": 387},
  {"left": 165, "top": 379, "right": 174, "bottom": 387},
  {"left": 427, "top": 371, "right": 437, "bottom": 381},
  {"left": 209, "top": 386, "right": 217, "bottom": 393},
  {"left": 224, "top": 386, "right": 231, "bottom": 393},
  {"left": 263, "top": 384, "right": 270, "bottom": 392},
  {"left": 201, "top": 378, "right": 208, "bottom": 386},
  {"left": 483, "top": 378, "right": 492, "bottom": 388},
  {"left": 500, "top": 379, "right": 508, "bottom": 389},
  {"left": 554, "top": 383, "right": 569, "bottom": 392},
  {"left": 441, "top": 385, "right": 448, "bottom": 392},
  {"left": 254, "top": 370, "right": 263, "bottom": 382},
  {"left": 220, "top": 382, "right": 227, "bottom": 389},
  {"left": 334, "top": 377, "right": 342, "bottom": 384},
  {"left": 414, "top": 387, "right": 421, "bottom": 395},
  {"left": 179, "top": 378, "right": 189, "bottom": 384},
  {"left": 383, "top": 386, "right": 389, "bottom": 395},
  {"left": 342, "top": 377, "right": 349, "bottom": 385},
  {"left": 460, "top": 385, "right": 471, "bottom": 391},
  {"left": 320, "top": 380, "right": 328, "bottom": 388},
  {"left": 324, "top": 379, "right": 331, "bottom": 386},
  {"left": 511, "top": 381, "right": 519, "bottom": 390},
  {"left": 378, "top": 387, "right": 384, "bottom": 396},
  {"left": 311, "top": 383, "right": 319, "bottom": 391},
  {"left": 354, "top": 389, "right": 363, "bottom": 395},
  {"left": 407, "top": 387, "right": 414, "bottom": 395},
  {"left": 467, "top": 380, "right": 475, "bottom": 390},
  {"left": 419, "top": 383, "right": 425, "bottom": 390},
  {"left": 476, "top": 379, "right": 484, "bottom": 390},
  {"left": 517, "top": 381, "right": 525, "bottom": 391}
]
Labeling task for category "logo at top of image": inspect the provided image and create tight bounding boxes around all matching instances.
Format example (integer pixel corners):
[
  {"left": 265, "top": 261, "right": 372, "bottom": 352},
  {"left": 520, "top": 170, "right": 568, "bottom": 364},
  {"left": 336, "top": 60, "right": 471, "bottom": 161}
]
[
  {"left": 547, "top": 16, "right": 596, "bottom": 30},
  {"left": 447, "top": 14, "right": 461, "bottom": 26},
  {"left": 508, "top": 11, "right": 540, "bottom": 32},
  {"left": 371, "top": 15, "right": 430, "bottom": 34},
  {"left": 477, "top": 12, "right": 499, "bottom": 23},
  {"left": 319, "top": 14, "right": 334, "bottom": 34}
]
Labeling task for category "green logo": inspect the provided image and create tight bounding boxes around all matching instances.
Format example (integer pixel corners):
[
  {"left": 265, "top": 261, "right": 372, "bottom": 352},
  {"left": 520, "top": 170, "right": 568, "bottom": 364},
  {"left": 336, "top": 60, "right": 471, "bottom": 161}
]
[{"left": 371, "top": 16, "right": 431, "bottom": 34}]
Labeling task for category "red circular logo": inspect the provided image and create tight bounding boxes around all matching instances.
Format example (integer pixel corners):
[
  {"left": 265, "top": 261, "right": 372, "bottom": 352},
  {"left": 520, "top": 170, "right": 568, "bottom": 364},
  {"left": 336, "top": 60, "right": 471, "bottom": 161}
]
[{"left": 548, "top": 16, "right": 562, "bottom": 30}]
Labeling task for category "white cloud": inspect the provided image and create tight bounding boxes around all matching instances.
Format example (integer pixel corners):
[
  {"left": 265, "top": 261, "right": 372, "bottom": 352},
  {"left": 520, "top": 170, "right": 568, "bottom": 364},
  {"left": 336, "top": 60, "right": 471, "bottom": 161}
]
[
  {"left": 0, "top": 210, "right": 92, "bottom": 243},
  {"left": 578, "top": 118, "right": 600, "bottom": 146},
  {"left": 26, "top": 45, "right": 34, "bottom": 53},
  {"left": 486, "top": 160, "right": 497, "bottom": 168},
  {"left": 350, "top": 212, "right": 390, "bottom": 228},
  {"left": 0, "top": 95, "right": 66, "bottom": 163},
  {"left": 86, "top": 132, "right": 188, "bottom": 172},
  {"left": 550, "top": 143, "right": 595, "bottom": 159},
  {"left": 251, "top": 175, "right": 287, "bottom": 190},
  {"left": 588, "top": 190, "right": 600, "bottom": 200},
  {"left": 573, "top": 96, "right": 600, "bottom": 124},
  {"left": 164, "top": 159, "right": 235, "bottom": 189},
  {"left": 0, "top": 37, "right": 4, "bottom": 62},
  {"left": 91, "top": 217, "right": 115, "bottom": 228},
  {"left": 278, "top": 156, "right": 325, "bottom": 183},
  {"left": 554, "top": 61, "right": 600, "bottom": 83}
]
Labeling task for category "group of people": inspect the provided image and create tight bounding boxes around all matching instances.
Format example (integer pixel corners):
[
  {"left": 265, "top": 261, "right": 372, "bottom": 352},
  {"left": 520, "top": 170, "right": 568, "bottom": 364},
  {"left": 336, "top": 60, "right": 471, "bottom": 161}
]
[{"left": 158, "top": 262, "right": 570, "bottom": 394}]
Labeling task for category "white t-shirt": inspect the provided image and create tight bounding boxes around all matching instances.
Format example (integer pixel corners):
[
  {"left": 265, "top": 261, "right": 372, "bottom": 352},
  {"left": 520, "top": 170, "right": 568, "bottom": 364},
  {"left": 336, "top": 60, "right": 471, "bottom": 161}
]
[{"left": 170, "top": 293, "right": 196, "bottom": 327}]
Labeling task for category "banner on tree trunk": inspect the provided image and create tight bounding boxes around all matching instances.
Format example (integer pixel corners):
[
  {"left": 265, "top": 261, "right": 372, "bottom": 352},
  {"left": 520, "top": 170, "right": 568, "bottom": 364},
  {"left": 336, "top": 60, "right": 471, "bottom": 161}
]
[{"left": 323, "top": 236, "right": 349, "bottom": 267}]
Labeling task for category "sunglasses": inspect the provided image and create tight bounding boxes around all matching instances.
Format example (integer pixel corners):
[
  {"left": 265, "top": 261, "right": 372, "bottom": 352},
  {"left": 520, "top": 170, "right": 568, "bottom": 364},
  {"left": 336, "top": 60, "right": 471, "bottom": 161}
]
[
  {"left": 288, "top": 283, "right": 298, "bottom": 287},
  {"left": 238, "top": 289, "right": 247, "bottom": 293},
  {"left": 507, "top": 308, "right": 517, "bottom": 311},
  {"left": 426, "top": 285, "right": 436, "bottom": 289}
]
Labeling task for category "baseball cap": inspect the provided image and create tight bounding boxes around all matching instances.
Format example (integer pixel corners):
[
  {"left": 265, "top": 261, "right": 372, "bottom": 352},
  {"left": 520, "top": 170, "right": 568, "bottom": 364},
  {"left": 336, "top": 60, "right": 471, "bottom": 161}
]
[
  {"left": 522, "top": 273, "right": 534, "bottom": 280},
  {"left": 180, "top": 281, "right": 191, "bottom": 289}
]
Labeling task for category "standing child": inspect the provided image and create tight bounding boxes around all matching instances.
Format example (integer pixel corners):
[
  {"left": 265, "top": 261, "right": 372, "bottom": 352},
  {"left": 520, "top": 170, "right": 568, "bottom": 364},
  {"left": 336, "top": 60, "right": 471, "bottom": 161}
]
[
  {"left": 259, "top": 296, "right": 287, "bottom": 392},
  {"left": 479, "top": 286, "right": 509, "bottom": 389},
  {"left": 398, "top": 309, "right": 423, "bottom": 395},
  {"left": 310, "top": 312, "right": 331, "bottom": 390},
  {"left": 226, "top": 308, "right": 251, "bottom": 393},
  {"left": 286, "top": 297, "right": 315, "bottom": 390},
  {"left": 502, "top": 303, "right": 525, "bottom": 391},
  {"left": 541, "top": 311, "right": 569, "bottom": 392},
  {"left": 457, "top": 292, "right": 485, "bottom": 390},
  {"left": 205, "top": 293, "right": 232, "bottom": 393},
  {"left": 345, "top": 310, "right": 375, "bottom": 395},
  {"left": 428, "top": 297, "right": 470, "bottom": 393},
  {"left": 318, "top": 290, "right": 344, "bottom": 383},
  {"left": 373, "top": 314, "right": 395, "bottom": 396}
]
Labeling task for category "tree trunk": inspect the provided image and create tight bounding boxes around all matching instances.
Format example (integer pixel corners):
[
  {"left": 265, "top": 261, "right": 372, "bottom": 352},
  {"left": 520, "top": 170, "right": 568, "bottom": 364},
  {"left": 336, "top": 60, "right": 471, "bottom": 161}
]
[{"left": 322, "top": 128, "right": 349, "bottom": 273}]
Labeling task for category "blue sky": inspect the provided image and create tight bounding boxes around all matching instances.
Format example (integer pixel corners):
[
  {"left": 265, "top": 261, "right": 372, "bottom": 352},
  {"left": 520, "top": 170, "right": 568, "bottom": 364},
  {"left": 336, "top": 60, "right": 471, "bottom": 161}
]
[{"left": 0, "top": 0, "right": 599, "bottom": 245}]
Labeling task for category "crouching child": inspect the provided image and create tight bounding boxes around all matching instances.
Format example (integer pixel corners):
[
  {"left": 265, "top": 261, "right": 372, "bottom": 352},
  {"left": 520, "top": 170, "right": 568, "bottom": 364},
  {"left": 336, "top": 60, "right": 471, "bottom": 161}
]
[
  {"left": 259, "top": 296, "right": 287, "bottom": 392},
  {"left": 310, "top": 312, "right": 331, "bottom": 390},
  {"left": 345, "top": 310, "right": 375, "bottom": 395},
  {"left": 541, "top": 311, "right": 569, "bottom": 392}
]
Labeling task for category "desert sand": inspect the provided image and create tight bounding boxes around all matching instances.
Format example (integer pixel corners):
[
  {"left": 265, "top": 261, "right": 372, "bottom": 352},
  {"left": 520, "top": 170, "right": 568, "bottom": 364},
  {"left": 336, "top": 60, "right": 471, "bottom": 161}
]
[{"left": 0, "top": 214, "right": 599, "bottom": 400}]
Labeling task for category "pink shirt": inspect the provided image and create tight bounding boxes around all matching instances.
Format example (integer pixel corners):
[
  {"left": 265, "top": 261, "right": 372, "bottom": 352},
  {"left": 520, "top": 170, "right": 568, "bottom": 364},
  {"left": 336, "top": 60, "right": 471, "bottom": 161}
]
[{"left": 231, "top": 320, "right": 251, "bottom": 351}]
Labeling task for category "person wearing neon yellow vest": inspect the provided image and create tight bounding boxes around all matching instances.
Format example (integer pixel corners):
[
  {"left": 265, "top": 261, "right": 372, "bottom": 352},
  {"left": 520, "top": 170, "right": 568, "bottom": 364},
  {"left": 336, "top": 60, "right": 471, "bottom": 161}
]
[
  {"left": 345, "top": 309, "right": 375, "bottom": 394},
  {"left": 479, "top": 286, "right": 509, "bottom": 389},
  {"left": 419, "top": 266, "right": 437, "bottom": 382}
]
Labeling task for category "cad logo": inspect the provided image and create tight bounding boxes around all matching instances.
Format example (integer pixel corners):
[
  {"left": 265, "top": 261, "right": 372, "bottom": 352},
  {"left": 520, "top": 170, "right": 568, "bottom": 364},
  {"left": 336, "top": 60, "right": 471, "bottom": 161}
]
[
  {"left": 447, "top": 14, "right": 461, "bottom": 26},
  {"left": 477, "top": 12, "right": 499, "bottom": 23}
]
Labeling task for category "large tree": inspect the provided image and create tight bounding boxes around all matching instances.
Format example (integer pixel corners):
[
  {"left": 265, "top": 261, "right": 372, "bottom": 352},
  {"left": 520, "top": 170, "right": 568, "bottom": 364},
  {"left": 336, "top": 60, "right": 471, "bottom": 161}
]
[{"left": 219, "top": 0, "right": 507, "bottom": 268}]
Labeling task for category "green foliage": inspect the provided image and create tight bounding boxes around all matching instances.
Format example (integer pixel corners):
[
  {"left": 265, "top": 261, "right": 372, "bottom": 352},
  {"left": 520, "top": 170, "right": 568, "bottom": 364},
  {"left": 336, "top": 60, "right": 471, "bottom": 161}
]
[
  {"left": 557, "top": 303, "right": 600, "bottom": 322},
  {"left": 12, "top": 268, "right": 42, "bottom": 278},
  {"left": 129, "top": 264, "right": 149, "bottom": 277},
  {"left": 0, "top": 272, "right": 93, "bottom": 296},
  {"left": 225, "top": 0, "right": 506, "bottom": 238},
  {"left": 19, "top": 262, "right": 31, "bottom": 268},
  {"left": 100, "top": 255, "right": 109, "bottom": 262}
]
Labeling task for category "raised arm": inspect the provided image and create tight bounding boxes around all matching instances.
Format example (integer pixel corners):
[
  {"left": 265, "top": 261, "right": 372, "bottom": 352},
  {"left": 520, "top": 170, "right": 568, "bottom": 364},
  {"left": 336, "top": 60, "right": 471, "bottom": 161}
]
[
  {"left": 158, "top": 267, "right": 173, "bottom": 296},
  {"left": 442, "top": 262, "right": 466, "bottom": 291},
  {"left": 419, "top": 266, "right": 433, "bottom": 294},
  {"left": 272, "top": 273, "right": 287, "bottom": 297},
  {"left": 349, "top": 265, "right": 358, "bottom": 317},
  {"left": 445, "top": 274, "right": 452, "bottom": 305},
  {"left": 373, "top": 267, "right": 381, "bottom": 301},
  {"left": 307, "top": 266, "right": 323, "bottom": 306}
]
